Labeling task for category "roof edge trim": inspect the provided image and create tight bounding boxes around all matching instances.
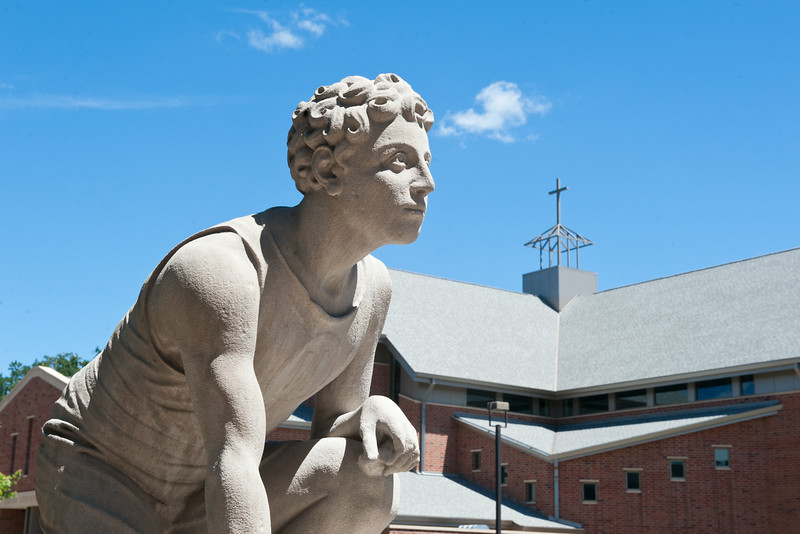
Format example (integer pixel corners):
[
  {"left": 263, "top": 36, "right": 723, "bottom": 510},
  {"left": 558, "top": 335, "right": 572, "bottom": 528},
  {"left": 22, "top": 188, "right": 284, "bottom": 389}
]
[{"left": 0, "top": 366, "right": 69, "bottom": 413}]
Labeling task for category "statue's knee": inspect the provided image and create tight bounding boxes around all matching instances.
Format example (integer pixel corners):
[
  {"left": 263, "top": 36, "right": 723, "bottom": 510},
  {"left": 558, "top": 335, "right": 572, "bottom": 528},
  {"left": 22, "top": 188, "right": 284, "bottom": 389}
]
[{"left": 336, "top": 440, "right": 397, "bottom": 520}]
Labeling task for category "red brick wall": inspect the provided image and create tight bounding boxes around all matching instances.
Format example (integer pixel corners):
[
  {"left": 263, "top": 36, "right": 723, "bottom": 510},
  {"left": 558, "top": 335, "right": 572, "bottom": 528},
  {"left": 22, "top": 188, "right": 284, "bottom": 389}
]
[
  {"left": 0, "top": 509, "right": 25, "bottom": 533},
  {"left": 0, "top": 376, "right": 64, "bottom": 493},
  {"left": 447, "top": 392, "right": 800, "bottom": 534},
  {"left": 266, "top": 427, "right": 310, "bottom": 442},
  {"left": 371, "top": 362, "right": 391, "bottom": 398}
]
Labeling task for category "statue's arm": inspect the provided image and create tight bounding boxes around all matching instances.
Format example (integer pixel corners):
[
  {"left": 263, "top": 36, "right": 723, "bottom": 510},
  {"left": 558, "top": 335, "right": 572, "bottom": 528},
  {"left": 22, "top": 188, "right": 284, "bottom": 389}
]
[
  {"left": 311, "top": 263, "right": 420, "bottom": 476},
  {"left": 149, "top": 233, "right": 269, "bottom": 533}
]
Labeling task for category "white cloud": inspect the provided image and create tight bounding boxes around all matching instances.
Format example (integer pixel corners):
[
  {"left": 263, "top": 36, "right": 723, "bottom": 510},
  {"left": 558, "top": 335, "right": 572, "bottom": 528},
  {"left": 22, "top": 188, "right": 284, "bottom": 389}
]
[
  {"left": 438, "top": 81, "right": 551, "bottom": 143},
  {"left": 248, "top": 27, "right": 303, "bottom": 51},
  {"left": 295, "top": 8, "right": 333, "bottom": 37},
  {"left": 0, "top": 94, "right": 187, "bottom": 111},
  {"left": 231, "top": 7, "right": 340, "bottom": 53}
]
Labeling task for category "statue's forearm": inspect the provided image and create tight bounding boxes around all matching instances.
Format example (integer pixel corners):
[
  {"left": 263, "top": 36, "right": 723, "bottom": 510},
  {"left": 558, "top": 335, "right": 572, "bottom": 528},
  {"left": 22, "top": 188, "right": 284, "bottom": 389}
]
[{"left": 206, "top": 446, "right": 270, "bottom": 533}]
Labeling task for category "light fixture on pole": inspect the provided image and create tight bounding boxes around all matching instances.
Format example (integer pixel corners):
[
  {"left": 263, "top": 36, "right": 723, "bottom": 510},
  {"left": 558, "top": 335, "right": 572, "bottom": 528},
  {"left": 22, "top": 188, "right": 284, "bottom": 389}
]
[{"left": 488, "top": 401, "right": 509, "bottom": 534}]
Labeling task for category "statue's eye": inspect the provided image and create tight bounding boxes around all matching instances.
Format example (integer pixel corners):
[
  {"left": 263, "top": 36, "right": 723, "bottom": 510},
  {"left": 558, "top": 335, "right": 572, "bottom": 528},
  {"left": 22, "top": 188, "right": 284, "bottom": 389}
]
[{"left": 389, "top": 152, "right": 408, "bottom": 170}]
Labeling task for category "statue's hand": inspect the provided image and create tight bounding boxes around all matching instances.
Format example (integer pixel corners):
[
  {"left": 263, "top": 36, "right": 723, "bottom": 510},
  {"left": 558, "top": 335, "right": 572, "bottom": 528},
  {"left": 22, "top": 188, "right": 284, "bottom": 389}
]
[{"left": 357, "top": 396, "right": 420, "bottom": 476}]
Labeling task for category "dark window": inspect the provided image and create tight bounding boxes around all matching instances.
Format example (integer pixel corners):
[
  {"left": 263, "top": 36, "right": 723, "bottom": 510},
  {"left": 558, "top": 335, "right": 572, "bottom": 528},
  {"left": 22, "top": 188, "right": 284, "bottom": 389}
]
[
  {"left": 582, "top": 482, "right": 597, "bottom": 502},
  {"left": 471, "top": 450, "right": 481, "bottom": 471},
  {"left": 626, "top": 471, "right": 641, "bottom": 491},
  {"left": 10, "top": 434, "right": 18, "bottom": 472},
  {"left": 390, "top": 358, "right": 401, "bottom": 402},
  {"left": 616, "top": 389, "right": 648, "bottom": 410},
  {"left": 562, "top": 399, "right": 574, "bottom": 417},
  {"left": 715, "top": 448, "right": 730, "bottom": 468},
  {"left": 24, "top": 418, "right": 33, "bottom": 475},
  {"left": 670, "top": 460, "right": 685, "bottom": 480},
  {"left": 504, "top": 393, "right": 533, "bottom": 414},
  {"left": 740, "top": 375, "right": 755, "bottom": 396},
  {"left": 538, "top": 398, "right": 551, "bottom": 417},
  {"left": 655, "top": 384, "right": 688, "bottom": 405},
  {"left": 579, "top": 394, "right": 609, "bottom": 415},
  {"left": 500, "top": 464, "right": 508, "bottom": 486},
  {"left": 696, "top": 378, "right": 732, "bottom": 401},
  {"left": 467, "top": 388, "right": 495, "bottom": 408},
  {"left": 525, "top": 481, "right": 536, "bottom": 502}
]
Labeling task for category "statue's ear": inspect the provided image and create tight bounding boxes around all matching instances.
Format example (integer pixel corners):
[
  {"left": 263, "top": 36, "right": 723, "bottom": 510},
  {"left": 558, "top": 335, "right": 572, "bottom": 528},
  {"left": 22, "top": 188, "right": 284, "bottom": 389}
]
[{"left": 311, "top": 146, "right": 342, "bottom": 196}]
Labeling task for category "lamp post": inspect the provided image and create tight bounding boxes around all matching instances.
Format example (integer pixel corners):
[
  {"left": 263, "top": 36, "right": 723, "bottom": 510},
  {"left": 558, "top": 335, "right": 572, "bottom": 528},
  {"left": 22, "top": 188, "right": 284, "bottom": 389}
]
[{"left": 488, "top": 401, "right": 509, "bottom": 534}]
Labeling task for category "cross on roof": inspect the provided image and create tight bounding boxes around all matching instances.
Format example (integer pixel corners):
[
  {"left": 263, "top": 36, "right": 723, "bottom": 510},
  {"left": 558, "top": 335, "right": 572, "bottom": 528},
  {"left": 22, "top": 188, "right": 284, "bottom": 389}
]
[
  {"left": 549, "top": 178, "right": 568, "bottom": 227},
  {"left": 524, "top": 178, "right": 594, "bottom": 269}
]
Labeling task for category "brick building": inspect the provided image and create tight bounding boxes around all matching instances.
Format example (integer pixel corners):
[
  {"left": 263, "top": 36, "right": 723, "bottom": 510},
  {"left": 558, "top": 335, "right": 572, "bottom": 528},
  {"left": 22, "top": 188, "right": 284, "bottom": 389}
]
[
  {"left": 376, "top": 246, "right": 800, "bottom": 533},
  {"left": 2, "top": 246, "right": 799, "bottom": 533}
]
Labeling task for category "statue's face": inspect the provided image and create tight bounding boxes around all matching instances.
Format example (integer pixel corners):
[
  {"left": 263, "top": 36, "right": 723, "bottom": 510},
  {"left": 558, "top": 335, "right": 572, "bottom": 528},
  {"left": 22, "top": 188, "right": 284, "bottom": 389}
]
[{"left": 337, "top": 115, "right": 434, "bottom": 246}]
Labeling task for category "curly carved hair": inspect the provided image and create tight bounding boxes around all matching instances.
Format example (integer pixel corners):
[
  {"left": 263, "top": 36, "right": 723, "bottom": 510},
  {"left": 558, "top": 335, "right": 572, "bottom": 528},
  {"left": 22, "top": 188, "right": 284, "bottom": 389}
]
[{"left": 287, "top": 73, "right": 434, "bottom": 194}]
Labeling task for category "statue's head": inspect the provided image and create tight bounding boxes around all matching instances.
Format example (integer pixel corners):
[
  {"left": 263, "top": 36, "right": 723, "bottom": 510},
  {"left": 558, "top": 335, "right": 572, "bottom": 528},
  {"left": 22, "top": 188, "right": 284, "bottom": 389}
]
[{"left": 287, "top": 73, "right": 434, "bottom": 195}]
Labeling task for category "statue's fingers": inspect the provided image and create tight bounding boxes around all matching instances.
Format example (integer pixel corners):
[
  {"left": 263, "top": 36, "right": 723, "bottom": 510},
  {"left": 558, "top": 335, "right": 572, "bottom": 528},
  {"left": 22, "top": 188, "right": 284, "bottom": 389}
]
[{"left": 360, "top": 421, "right": 380, "bottom": 461}]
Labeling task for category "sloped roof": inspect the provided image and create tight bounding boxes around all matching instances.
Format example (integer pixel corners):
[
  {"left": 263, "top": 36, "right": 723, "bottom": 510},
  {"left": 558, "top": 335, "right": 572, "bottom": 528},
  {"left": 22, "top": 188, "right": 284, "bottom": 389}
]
[
  {"left": 557, "top": 248, "right": 800, "bottom": 390},
  {"left": 383, "top": 271, "right": 559, "bottom": 391},
  {"left": 395, "top": 471, "right": 580, "bottom": 532},
  {"left": 0, "top": 365, "right": 68, "bottom": 412},
  {"left": 454, "top": 401, "right": 781, "bottom": 461},
  {"left": 384, "top": 248, "right": 800, "bottom": 392}
]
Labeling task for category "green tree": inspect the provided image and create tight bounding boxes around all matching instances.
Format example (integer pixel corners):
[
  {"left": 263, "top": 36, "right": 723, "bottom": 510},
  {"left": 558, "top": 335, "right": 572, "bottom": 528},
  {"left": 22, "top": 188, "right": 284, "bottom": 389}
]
[
  {"left": 0, "top": 351, "right": 92, "bottom": 400},
  {"left": 0, "top": 469, "right": 21, "bottom": 500}
]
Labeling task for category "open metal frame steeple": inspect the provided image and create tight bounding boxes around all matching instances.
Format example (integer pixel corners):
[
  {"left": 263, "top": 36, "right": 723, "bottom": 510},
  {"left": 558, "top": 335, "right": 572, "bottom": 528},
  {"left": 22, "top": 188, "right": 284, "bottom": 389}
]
[{"left": 524, "top": 178, "right": 594, "bottom": 270}]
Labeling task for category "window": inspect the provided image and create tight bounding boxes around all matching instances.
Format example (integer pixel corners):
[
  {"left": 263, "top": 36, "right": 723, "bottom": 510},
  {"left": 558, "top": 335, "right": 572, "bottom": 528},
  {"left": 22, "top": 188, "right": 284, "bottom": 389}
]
[
  {"left": 655, "top": 384, "right": 688, "bottom": 405},
  {"left": 562, "top": 399, "right": 574, "bottom": 417},
  {"left": 466, "top": 388, "right": 495, "bottom": 408},
  {"left": 616, "top": 389, "right": 648, "bottom": 410},
  {"left": 471, "top": 450, "right": 481, "bottom": 471},
  {"left": 504, "top": 393, "right": 533, "bottom": 414},
  {"left": 714, "top": 447, "right": 731, "bottom": 469},
  {"left": 670, "top": 459, "right": 686, "bottom": 481},
  {"left": 740, "top": 375, "right": 755, "bottom": 396},
  {"left": 23, "top": 416, "right": 34, "bottom": 476},
  {"left": 579, "top": 394, "right": 609, "bottom": 415},
  {"left": 538, "top": 398, "right": 551, "bottom": 417},
  {"left": 581, "top": 481, "right": 598, "bottom": 503},
  {"left": 9, "top": 433, "right": 18, "bottom": 472},
  {"left": 525, "top": 480, "right": 537, "bottom": 503},
  {"left": 625, "top": 470, "right": 641, "bottom": 492},
  {"left": 500, "top": 464, "right": 508, "bottom": 486},
  {"left": 696, "top": 378, "right": 733, "bottom": 401}
]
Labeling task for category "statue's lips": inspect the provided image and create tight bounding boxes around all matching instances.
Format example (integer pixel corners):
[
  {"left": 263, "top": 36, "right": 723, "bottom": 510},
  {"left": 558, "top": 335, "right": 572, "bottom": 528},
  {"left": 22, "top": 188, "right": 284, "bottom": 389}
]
[{"left": 404, "top": 206, "right": 426, "bottom": 216}]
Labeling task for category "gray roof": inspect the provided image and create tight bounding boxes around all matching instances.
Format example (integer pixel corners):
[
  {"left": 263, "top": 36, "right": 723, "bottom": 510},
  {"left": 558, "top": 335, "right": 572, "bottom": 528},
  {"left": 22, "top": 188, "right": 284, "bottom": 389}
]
[
  {"left": 384, "top": 248, "right": 800, "bottom": 392},
  {"left": 383, "top": 271, "right": 559, "bottom": 390},
  {"left": 454, "top": 401, "right": 781, "bottom": 461},
  {"left": 395, "top": 471, "right": 579, "bottom": 531}
]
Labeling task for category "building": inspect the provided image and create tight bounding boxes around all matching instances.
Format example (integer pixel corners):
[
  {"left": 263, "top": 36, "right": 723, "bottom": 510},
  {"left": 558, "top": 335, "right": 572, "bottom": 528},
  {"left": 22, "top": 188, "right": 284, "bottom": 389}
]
[
  {"left": 0, "top": 367, "right": 67, "bottom": 533},
  {"left": 2, "top": 193, "right": 799, "bottom": 532}
]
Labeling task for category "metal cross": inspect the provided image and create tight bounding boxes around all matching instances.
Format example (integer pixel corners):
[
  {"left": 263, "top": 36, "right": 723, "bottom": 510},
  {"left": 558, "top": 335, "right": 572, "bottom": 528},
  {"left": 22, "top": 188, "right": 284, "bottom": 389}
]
[{"left": 549, "top": 178, "right": 568, "bottom": 227}]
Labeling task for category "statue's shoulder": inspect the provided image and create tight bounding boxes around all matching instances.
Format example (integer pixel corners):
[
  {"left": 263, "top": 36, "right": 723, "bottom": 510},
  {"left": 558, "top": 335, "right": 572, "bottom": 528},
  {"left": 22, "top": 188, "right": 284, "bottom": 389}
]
[
  {"left": 157, "top": 212, "right": 268, "bottom": 289},
  {"left": 159, "top": 231, "right": 260, "bottom": 291},
  {"left": 362, "top": 254, "right": 392, "bottom": 311}
]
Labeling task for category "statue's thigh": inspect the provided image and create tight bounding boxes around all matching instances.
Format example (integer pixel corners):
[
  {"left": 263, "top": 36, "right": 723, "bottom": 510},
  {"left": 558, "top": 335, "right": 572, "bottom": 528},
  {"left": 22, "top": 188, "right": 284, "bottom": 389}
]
[{"left": 36, "top": 436, "right": 159, "bottom": 534}]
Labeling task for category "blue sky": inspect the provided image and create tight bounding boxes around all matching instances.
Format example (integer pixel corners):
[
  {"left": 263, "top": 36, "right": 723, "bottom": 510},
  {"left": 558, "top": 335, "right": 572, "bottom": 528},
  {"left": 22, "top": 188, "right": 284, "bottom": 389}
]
[{"left": 1, "top": 1, "right": 799, "bottom": 369}]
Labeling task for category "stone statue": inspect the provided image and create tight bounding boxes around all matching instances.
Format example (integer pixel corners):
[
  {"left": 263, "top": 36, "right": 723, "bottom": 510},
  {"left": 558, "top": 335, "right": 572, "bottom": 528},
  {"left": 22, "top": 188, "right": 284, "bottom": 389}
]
[{"left": 35, "top": 73, "right": 434, "bottom": 533}]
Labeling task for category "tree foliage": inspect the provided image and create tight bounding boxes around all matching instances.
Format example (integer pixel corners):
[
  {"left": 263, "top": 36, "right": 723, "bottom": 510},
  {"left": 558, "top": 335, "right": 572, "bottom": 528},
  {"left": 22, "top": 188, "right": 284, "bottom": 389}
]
[
  {"left": 0, "top": 351, "right": 93, "bottom": 401},
  {"left": 0, "top": 469, "right": 22, "bottom": 500}
]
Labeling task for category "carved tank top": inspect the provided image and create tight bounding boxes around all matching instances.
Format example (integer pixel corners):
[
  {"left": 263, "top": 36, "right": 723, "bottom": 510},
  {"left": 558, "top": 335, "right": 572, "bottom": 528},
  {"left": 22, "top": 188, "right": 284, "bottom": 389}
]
[{"left": 41, "top": 209, "right": 390, "bottom": 515}]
